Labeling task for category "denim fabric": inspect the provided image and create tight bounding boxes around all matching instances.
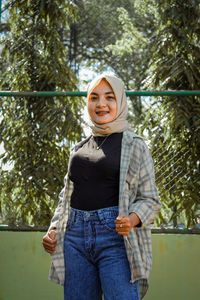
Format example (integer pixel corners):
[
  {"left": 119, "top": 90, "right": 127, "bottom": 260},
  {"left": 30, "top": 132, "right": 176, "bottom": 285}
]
[{"left": 64, "top": 206, "right": 140, "bottom": 300}]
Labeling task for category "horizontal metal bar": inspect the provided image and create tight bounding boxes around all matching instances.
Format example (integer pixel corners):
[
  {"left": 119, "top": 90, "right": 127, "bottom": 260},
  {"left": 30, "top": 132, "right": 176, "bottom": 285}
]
[
  {"left": 0, "top": 225, "right": 48, "bottom": 232},
  {"left": 0, "top": 225, "right": 200, "bottom": 234},
  {"left": 0, "top": 90, "right": 200, "bottom": 97},
  {"left": 151, "top": 228, "right": 200, "bottom": 234},
  {"left": 0, "top": 91, "right": 87, "bottom": 97},
  {"left": 126, "top": 90, "right": 200, "bottom": 96}
]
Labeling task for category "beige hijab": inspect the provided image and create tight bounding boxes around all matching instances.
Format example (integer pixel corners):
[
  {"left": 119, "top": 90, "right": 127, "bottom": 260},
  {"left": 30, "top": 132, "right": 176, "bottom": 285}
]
[{"left": 87, "top": 74, "right": 129, "bottom": 136}]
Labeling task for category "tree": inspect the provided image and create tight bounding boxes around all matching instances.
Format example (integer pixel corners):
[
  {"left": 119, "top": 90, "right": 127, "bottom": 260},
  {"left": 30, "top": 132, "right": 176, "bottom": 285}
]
[
  {"left": 0, "top": 0, "right": 84, "bottom": 226},
  {"left": 85, "top": 0, "right": 200, "bottom": 226},
  {"left": 149, "top": 0, "right": 200, "bottom": 227},
  {"left": 142, "top": 0, "right": 200, "bottom": 226},
  {"left": 1, "top": 0, "right": 199, "bottom": 227},
  {"left": 75, "top": 0, "right": 157, "bottom": 129}
]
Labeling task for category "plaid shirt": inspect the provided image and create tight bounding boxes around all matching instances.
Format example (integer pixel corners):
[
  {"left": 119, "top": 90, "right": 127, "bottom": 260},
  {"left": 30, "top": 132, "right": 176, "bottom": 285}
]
[{"left": 48, "top": 130, "right": 161, "bottom": 299}]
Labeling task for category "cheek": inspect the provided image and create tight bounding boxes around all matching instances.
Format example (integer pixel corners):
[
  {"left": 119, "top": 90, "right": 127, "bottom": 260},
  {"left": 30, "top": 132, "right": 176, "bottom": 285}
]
[
  {"left": 87, "top": 102, "right": 95, "bottom": 116},
  {"left": 111, "top": 102, "right": 117, "bottom": 117}
]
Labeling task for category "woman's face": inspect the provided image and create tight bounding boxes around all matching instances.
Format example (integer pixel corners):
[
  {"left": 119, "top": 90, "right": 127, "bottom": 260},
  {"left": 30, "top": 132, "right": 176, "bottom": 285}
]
[{"left": 88, "top": 79, "right": 117, "bottom": 124}]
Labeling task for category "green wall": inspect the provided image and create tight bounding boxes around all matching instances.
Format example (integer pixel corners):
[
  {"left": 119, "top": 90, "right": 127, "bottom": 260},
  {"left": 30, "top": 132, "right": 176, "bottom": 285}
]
[{"left": 0, "top": 232, "right": 199, "bottom": 300}]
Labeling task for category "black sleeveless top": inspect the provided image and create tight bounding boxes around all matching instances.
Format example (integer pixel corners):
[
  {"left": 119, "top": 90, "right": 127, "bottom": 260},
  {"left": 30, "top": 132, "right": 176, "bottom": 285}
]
[{"left": 68, "top": 132, "right": 123, "bottom": 210}]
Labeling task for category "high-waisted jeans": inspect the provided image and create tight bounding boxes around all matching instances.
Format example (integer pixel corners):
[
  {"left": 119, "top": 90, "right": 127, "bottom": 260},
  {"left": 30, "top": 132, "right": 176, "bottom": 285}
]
[{"left": 64, "top": 206, "right": 139, "bottom": 300}]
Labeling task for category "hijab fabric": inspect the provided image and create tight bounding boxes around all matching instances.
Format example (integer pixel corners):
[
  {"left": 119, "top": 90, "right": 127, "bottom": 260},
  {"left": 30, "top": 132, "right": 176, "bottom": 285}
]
[{"left": 87, "top": 74, "right": 129, "bottom": 136}]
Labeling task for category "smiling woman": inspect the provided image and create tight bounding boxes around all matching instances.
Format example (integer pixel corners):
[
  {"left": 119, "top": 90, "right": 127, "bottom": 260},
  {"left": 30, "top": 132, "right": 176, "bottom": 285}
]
[{"left": 42, "top": 74, "right": 161, "bottom": 300}]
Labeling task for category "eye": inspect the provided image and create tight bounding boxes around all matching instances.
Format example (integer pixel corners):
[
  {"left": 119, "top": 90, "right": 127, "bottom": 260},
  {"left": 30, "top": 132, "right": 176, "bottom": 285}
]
[
  {"left": 106, "top": 96, "right": 115, "bottom": 100},
  {"left": 90, "top": 95, "right": 98, "bottom": 101}
]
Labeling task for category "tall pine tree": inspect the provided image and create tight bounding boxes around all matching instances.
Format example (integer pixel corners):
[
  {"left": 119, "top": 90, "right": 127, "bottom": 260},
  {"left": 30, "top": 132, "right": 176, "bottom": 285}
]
[{"left": 0, "top": 0, "right": 84, "bottom": 225}]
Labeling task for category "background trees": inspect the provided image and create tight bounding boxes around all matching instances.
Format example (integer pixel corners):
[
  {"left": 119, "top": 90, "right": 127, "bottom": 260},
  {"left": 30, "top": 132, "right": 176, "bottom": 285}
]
[
  {"left": 0, "top": 0, "right": 84, "bottom": 225},
  {"left": 148, "top": 0, "right": 200, "bottom": 226},
  {"left": 0, "top": 0, "right": 199, "bottom": 227},
  {"left": 76, "top": 0, "right": 200, "bottom": 226},
  {"left": 101, "top": 0, "right": 200, "bottom": 226}
]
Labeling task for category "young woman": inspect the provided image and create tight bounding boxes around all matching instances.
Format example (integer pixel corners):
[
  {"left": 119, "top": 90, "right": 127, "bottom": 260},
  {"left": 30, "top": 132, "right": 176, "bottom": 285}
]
[{"left": 42, "top": 74, "right": 161, "bottom": 300}]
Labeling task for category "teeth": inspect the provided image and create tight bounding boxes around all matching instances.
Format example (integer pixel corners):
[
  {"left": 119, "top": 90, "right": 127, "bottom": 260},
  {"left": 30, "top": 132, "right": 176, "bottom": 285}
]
[{"left": 96, "top": 112, "right": 108, "bottom": 114}]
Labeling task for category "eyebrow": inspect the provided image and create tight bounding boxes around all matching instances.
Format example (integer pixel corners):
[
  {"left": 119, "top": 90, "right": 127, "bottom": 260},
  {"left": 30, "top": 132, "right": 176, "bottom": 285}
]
[{"left": 90, "top": 91, "right": 115, "bottom": 95}]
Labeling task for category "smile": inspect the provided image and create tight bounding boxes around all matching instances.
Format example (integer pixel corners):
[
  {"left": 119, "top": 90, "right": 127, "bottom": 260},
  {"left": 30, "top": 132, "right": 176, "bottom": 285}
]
[{"left": 96, "top": 111, "right": 109, "bottom": 115}]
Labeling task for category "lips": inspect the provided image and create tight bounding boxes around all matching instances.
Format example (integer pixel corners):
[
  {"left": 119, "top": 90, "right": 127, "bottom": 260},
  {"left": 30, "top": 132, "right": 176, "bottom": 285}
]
[{"left": 96, "top": 111, "right": 109, "bottom": 115}]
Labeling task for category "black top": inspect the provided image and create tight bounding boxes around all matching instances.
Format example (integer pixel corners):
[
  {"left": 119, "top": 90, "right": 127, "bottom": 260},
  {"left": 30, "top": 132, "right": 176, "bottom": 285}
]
[{"left": 68, "top": 132, "right": 123, "bottom": 210}]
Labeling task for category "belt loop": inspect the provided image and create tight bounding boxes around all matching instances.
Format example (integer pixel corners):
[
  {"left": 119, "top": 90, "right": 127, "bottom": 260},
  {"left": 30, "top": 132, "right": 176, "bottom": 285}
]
[{"left": 97, "top": 211, "right": 105, "bottom": 223}]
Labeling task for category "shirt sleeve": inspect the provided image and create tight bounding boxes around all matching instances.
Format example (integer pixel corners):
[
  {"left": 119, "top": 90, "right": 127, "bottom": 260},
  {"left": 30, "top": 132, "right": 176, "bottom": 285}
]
[
  {"left": 48, "top": 172, "right": 68, "bottom": 231},
  {"left": 128, "top": 141, "right": 161, "bottom": 227}
]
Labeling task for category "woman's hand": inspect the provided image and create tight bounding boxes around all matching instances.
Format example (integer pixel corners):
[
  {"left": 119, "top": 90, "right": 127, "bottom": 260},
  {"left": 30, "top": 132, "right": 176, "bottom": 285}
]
[
  {"left": 42, "top": 229, "right": 57, "bottom": 254},
  {"left": 115, "top": 213, "right": 141, "bottom": 236}
]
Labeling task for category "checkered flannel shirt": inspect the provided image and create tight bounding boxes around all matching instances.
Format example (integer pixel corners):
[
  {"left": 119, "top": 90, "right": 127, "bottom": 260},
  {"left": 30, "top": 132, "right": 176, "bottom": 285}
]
[{"left": 48, "top": 130, "right": 161, "bottom": 299}]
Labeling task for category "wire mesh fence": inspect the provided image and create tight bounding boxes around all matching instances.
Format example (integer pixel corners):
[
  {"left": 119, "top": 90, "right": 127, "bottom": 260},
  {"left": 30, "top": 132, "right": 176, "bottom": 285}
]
[
  {"left": 151, "top": 125, "right": 200, "bottom": 228},
  {"left": 0, "top": 0, "right": 199, "bottom": 229},
  {"left": 132, "top": 94, "right": 200, "bottom": 229},
  {"left": 0, "top": 92, "right": 199, "bottom": 229}
]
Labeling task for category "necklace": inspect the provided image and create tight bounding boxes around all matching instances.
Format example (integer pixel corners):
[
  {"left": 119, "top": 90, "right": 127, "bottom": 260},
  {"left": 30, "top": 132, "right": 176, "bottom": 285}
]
[{"left": 95, "top": 134, "right": 111, "bottom": 150}]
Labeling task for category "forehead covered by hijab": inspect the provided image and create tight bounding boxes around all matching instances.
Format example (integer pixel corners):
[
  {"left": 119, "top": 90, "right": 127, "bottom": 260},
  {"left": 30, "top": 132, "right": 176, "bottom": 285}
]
[{"left": 87, "top": 74, "right": 127, "bottom": 117}]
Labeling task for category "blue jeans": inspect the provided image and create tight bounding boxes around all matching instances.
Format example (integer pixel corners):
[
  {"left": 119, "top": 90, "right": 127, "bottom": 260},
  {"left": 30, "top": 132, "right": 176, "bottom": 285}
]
[{"left": 64, "top": 206, "right": 140, "bottom": 300}]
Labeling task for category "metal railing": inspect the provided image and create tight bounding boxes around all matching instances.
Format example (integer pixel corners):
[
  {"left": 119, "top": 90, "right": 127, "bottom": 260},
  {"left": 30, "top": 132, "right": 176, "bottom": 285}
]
[
  {"left": 0, "top": 90, "right": 199, "bottom": 229},
  {"left": 1, "top": 90, "right": 200, "bottom": 97},
  {"left": 0, "top": 224, "right": 200, "bottom": 234}
]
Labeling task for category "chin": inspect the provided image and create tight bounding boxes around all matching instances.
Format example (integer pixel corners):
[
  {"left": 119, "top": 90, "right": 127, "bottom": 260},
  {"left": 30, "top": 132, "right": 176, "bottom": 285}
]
[{"left": 95, "top": 119, "right": 111, "bottom": 125}]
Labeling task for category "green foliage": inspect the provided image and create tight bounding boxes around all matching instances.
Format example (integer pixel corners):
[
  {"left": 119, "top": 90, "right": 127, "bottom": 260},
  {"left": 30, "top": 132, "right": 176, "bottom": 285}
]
[
  {"left": 1, "top": 0, "right": 200, "bottom": 227},
  {"left": 0, "top": 0, "right": 84, "bottom": 225},
  {"left": 142, "top": 0, "right": 200, "bottom": 227},
  {"left": 78, "top": 1, "right": 153, "bottom": 84},
  {"left": 76, "top": 0, "right": 154, "bottom": 131},
  {"left": 75, "top": 0, "right": 200, "bottom": 226}
]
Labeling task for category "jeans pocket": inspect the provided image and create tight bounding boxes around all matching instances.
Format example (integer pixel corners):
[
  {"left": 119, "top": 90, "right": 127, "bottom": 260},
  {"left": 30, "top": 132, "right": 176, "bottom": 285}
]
[{"left": 102, "top": 217, "right": 117, "bottom": 233}]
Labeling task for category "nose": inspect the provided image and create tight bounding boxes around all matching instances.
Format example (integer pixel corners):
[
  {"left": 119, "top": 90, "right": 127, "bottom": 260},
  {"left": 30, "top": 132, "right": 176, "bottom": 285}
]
[{"left": 97, "top": 95, "right": 106, "bottom": 107}]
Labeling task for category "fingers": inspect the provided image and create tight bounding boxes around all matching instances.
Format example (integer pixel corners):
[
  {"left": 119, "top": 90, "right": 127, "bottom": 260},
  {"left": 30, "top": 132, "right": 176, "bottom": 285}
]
[
  {"left": 115, "top": 213, "right": 127, "bottom": 221},
  {"left": 115, "top": 224, "right": 130, "bottom": 236},
  {"left": 42, "top": 237, "right": 57, "bottom": 249},
  {"left": 49, "top": 230, "right": 56, "bottom": 240},
  {"left": 115, "top": 214, "right": 130, "bottom": 225},
  {"left": 42, "top": 230, "right": 57, "bottom": 254},
  {"left": 42, "top": 244, "right": 56, "bottom": 254},
  {"left": 42, "top": 240, "right": 57, "bottom": 254},
  {"left": 115, "top": 214, "right": 131, "bottom": 236}
]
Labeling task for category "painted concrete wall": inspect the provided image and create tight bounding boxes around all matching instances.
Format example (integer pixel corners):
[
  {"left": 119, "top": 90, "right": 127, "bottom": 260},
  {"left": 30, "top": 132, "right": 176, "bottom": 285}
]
[{"left": 0, "top": 232, "right": 199, "bottom": 300}]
